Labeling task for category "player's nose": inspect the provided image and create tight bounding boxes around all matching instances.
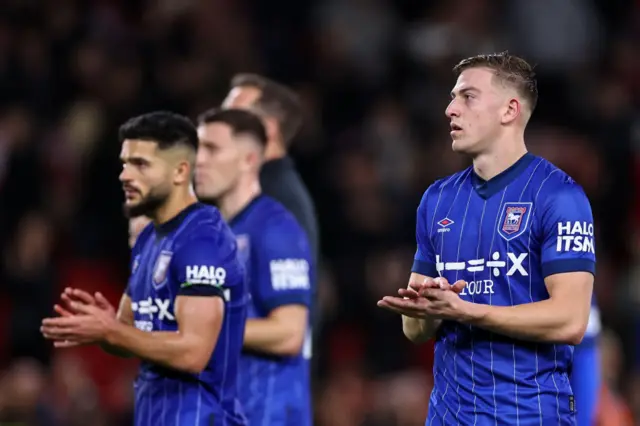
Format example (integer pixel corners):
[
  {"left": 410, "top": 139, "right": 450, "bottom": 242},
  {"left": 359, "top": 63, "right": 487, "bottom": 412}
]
[
  {"left": 195, "top": 151, "right": 208, "bottom": 169},
  {"left": 445, "top": 100, "right": 460, "bottom": 118},
  {"left": 119, "top": 166, "right": 132, "bottom": 183},
  {"left": 194, "top": 162, "right": 207, "bottom": 178}
]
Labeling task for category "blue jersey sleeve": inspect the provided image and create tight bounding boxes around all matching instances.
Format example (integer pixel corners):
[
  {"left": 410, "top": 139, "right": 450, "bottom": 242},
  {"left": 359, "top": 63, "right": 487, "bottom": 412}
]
[
  {"left": 252, "top": 219, "right": 312, "bottom": 313},
  {"left": 173, "top": 235, "right": 241, "bottom": 300},
  {"left": 411, "top": 187, "right": 438, "bottom": 277},
  {"left": 539, "top": 183, "right": 596, "bottom": 278}
]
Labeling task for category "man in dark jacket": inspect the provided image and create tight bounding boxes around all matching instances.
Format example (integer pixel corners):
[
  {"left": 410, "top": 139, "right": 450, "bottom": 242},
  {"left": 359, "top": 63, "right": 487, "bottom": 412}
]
[{"left": 222, "top": 74, "right": 319, "bottom": 280}]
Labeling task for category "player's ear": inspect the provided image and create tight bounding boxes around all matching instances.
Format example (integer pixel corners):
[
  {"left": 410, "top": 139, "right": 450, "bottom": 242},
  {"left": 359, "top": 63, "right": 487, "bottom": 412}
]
[
  {"left": 501, "top": 98, "right": 521, "bottom": 125},
  {"left": 173, "top": 158, "right": 192, "bottom": 185},
  {"left": 238, "top": 138, "right": 263, "bottom": 172},
  {"left": 243, "top": 148, "right": 261, "bottom": 172},
  {"left": 165, "top": 146, "right": 195, "bottom": 186}
]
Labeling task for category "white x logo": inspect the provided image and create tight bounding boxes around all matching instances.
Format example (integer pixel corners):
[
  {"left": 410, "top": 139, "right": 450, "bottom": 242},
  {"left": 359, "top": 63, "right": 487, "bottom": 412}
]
[
  {"left": 154, "top": 298, "right": 175, "bottom": 321},
  {"left": 507, "top": 253, "right": 528, "bottom": 276}
]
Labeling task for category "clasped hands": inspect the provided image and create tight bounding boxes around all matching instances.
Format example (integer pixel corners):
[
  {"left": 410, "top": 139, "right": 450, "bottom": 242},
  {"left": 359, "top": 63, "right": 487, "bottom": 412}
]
[
  {"left": 40, "top": 288, "right": 118, "bottom": 348},
  {"left": 377, "top": 276, "right": 476, "bottom": 323}
]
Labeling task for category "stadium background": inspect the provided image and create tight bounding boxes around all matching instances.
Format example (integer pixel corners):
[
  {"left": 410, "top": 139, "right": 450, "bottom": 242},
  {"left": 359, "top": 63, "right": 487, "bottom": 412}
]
[{"left": 0, "top": 0, "right": 638, "bottom": 424}]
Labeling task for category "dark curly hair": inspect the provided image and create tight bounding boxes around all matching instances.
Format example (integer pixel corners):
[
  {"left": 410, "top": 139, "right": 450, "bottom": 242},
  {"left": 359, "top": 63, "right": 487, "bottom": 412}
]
[{"left": 118, "top": 111, "right": 198, "bottom": 151}]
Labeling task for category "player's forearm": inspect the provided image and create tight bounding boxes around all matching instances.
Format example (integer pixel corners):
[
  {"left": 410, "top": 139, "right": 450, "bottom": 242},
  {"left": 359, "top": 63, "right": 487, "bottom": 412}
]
[
  {"left": 465, "top": 300, "right": 586, "bottom": 345},
  {"left": 244, "top": 318, "right": 303, "bottom": 356},
  {"left": 100, "top": 316, "right": 135, "bottom": 357},
  {"left": 402, "top": 316, "right": 441, "bottom": 344},
  {"left": 105, "top": 322, "right": 211, "bottom": 374}
]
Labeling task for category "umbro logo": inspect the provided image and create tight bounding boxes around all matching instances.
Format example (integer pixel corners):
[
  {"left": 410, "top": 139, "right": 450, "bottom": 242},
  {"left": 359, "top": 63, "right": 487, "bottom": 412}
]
[
  {"left": 437, "top": 218, "right": 454, "bottom": 233},
  {"left": 438, "top": 218, "right": 454, "bottom": 227}
]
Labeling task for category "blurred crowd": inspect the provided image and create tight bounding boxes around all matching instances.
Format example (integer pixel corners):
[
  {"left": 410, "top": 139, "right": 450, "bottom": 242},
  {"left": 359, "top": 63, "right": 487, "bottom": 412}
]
[{"left": 0, "top": 0, "right": 639, "bottom": 425}]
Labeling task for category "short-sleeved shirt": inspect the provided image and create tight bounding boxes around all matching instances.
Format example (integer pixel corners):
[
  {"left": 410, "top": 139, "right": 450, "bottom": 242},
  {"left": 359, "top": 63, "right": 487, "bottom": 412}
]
[
  {"left": 128, "top": 203, "right": 248, "bottom": 425},
  {"left": 230, "top": 195, "right": 313, "bottom": 426},
  {"left": 413, "top": 153, "right": 595, "bottom": 425}
]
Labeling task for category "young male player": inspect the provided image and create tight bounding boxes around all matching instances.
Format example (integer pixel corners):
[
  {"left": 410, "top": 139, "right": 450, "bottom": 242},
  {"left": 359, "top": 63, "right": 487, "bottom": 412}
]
[
  {"left": 377, "top": 52, "right": 595, "bottom": 425},
  {"left": 41, "top": 111, "right": 248, "bottom": 425},
  {"left": 194, "top": 108, "right": 313, "bottom": 425}
]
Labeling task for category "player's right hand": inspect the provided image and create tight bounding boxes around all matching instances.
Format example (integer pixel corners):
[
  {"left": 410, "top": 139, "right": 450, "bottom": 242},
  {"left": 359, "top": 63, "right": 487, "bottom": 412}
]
[
  {"left": 50, "top": 289, "right": 116, "bottom": 349},
  {"left": 427, "top": 277, "right": 465, "bottom": 295},
  {"left": 398, "top": 277, "right": 464, "bottom": 299},
  {"left": 54, "top": 288, "right": 115, "bottom": 318},
  {"left": 399, "top": 277, "right": 440, "bottom": 299}
]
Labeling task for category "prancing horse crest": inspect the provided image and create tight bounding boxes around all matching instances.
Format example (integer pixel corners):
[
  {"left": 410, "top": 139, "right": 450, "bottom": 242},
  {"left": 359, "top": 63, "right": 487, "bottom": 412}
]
[{"left": 498, "top": 202, "right": 532, "bottom": 241}]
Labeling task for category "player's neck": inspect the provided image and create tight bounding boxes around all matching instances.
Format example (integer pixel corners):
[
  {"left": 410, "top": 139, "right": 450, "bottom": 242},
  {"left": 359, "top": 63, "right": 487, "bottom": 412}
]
[
  {"left": 152, "top": 188, "right": 198, "bottom": 225},
  {"left": 218, "top": 177, "right": 262, "bottom": 222},
  {"left": 473, "top": 138, "right": 528, "bottom": 181}
]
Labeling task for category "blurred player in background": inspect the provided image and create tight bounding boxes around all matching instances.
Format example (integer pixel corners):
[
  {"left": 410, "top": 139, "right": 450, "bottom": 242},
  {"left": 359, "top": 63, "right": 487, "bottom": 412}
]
[
  {"left": 222, "top": 74, "right": 318, "bottom": 285},
  {"left": 378, "top": 52, "right": 595, "bottom": 425},
  {"left": 42, "top": 111, "right": 248, "bottom": 425},
  {"left": 195, "top": 108, "right": 313, "bottom": 426},
  {"left": 571, "top": 298, "right": 601, "bottom": 425},
  {"left": 128, "top": 215, "right": 151, "bottom": 248}
]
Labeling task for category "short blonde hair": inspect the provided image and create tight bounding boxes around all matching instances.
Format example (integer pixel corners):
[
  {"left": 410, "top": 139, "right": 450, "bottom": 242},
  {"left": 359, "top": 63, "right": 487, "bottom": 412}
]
[{"left": 453, "top": 51, "right": 538, "bottom": 111}]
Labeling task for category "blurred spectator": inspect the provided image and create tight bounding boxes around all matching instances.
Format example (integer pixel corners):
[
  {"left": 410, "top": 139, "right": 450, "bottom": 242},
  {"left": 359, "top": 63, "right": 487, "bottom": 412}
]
[
  {"left": 0, "top": 358, "right": 56, "bottom": 425},
  {"left": 3, "top": 212, "right": 56, "bottom": 365}
]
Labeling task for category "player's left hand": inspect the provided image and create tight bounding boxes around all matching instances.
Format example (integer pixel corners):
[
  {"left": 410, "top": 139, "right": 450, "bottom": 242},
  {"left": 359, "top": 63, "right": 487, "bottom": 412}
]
[
  {"left": 41, "top": 302, "right": 119, "bottom": 347},
  {"left": 378, "top": 280, "right": 474, "bottom": 322},
  {"left": 417, "top": 284, "right": 475, "bottom": 322}
]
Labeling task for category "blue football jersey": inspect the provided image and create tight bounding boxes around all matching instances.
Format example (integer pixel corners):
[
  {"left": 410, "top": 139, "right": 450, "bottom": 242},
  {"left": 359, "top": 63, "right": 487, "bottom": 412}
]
[
  {"left": 128, "top": 203, "right": 248, "bottom": 426},
  {"left": 582, "top": 297, "right": 601, "bottom": 345},
  {"left": 412, "top": 153, "right": 596, "bottom": 425},
  {"left": 230, "top": 195, "right": 313, "bottom": 426},
  {"left": 570, "top": 296, "right": 601, "bottom": 426}
]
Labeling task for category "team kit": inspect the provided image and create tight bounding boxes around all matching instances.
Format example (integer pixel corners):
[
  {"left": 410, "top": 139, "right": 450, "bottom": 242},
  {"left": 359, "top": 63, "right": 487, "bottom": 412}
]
[{"left": 41, "top": 54, "right": 601, "bottom": 426}]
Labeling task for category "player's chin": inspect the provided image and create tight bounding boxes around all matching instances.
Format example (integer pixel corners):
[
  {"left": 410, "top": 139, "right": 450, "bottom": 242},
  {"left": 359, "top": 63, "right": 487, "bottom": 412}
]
[
  {"left": 124, "top": 197, "right": 142, "bottom": 210},
  {"left": 123, "top": 200, "right": 150, "bottom": 218},
  {"left": 451, "top": 138, "right": 475, "bottom": 154},
  {"left": 194, "top": 190, "right": 218, "bottom": 206},
  {"left": 451, "top": 140, "right": 464, "bottom": 152}
]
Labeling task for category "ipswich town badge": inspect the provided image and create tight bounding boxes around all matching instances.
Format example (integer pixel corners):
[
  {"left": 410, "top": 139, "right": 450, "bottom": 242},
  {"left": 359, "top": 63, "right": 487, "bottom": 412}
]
[
  {"left": 153, "top": 251, "right": 173, "bottom": 287},
  {"left": 498, "top": 202, "right": 532, "bottom": 241}
]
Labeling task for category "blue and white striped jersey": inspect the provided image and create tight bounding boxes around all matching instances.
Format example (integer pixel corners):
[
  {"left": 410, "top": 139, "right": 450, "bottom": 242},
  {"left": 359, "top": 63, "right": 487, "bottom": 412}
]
[
  {"left": 128, "top": 203, "right": 248, "bottom": 426},
  {"left": 412, "top": 153, "right": 596, "bottom": 425},
  {"left": 230, "top": 195, "right": 313, "bottom": 426}
]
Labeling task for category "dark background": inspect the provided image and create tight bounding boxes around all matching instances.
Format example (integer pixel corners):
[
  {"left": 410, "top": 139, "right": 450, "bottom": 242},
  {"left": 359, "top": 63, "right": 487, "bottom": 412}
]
[{"left": 0, "top": 0, "right": 638, "bottom": 424}]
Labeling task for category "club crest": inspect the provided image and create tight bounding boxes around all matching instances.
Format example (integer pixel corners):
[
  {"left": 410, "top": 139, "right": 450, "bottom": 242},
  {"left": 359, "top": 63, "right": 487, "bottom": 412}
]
[
  {"left": 236, "top": 234, "right": 249, "bottom": 251},
  {"left": 235, "top": 234, "right": 251, "bottom": 265},
  {"left": 498, "top": 202, "right": 532, "bottom": 241},
  {"left": 153, "top": 251, "right": 173, "bottom": 287}
]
